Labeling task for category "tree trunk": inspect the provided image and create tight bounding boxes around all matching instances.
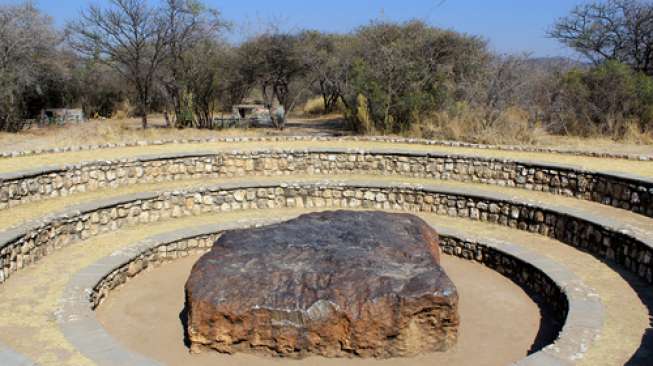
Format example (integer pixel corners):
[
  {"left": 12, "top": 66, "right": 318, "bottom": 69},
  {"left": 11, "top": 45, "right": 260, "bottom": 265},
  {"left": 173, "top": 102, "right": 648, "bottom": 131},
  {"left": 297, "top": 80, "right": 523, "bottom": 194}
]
[
  {"left": 164, "top": 111, "right": 171, "bottom": 128},
  {"left": 325, "top": 93, "right": 338, "bottom": 113},
  {"left": 139, "top": 100, "right": 148, "bottom": 130},
  {"left": 137, "top": 83, "right": 150, "bottom": 129},
  {"left": 320, "top": 80, "right": 330, "bottom": 113}
]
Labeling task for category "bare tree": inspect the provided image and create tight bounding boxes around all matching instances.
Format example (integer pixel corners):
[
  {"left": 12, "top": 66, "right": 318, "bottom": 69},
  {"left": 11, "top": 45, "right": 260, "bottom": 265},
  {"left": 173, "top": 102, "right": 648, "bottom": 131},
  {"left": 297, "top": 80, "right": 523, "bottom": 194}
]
[
  {"left": 549, "top": 0, "right": 653, "bottom": 75},
  {"left": 159, "top": 0, "right": 225, "bottom": 127},
  {"left": 67, "top": 0, "right": 167, "bottom": 128},
  {"left": 237, "top": 33, "right": 311, "bottom": 128},
  {"left": 473, "top": 54, "right": 534, "bottom": 128},
  {"left": 298, "top": 31, "right": 350, "bottom": 113},
  {"left": 0, "top": 2, "right": 60, "bottom": 132}
]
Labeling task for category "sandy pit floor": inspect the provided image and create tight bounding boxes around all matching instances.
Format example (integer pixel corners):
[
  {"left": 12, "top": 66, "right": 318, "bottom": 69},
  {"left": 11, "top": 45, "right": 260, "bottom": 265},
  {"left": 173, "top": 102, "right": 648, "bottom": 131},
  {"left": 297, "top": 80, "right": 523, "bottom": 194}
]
[{"left": 97, "top": 253, "right": 547, "bottom": 366}]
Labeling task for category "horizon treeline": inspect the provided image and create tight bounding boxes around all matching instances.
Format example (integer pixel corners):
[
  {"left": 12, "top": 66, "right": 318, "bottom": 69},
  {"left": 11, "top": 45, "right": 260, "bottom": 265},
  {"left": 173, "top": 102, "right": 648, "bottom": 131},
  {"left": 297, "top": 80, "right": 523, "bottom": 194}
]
[{"left": 2, "top": 0, "right": 653, "bottom": 143}]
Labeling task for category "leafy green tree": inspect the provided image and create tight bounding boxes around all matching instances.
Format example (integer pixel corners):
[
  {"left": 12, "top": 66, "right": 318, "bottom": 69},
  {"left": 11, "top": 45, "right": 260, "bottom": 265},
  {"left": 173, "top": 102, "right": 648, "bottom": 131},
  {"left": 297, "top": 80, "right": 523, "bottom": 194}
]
[
  {"left": 340, "top": 20, "right": 489, "bottom": 133},
  {"left": 237, "top": 33, "right": 311, "bottom": 128},
  {"left": 548, "top": 60, "right": 653, "bottom": 136}
]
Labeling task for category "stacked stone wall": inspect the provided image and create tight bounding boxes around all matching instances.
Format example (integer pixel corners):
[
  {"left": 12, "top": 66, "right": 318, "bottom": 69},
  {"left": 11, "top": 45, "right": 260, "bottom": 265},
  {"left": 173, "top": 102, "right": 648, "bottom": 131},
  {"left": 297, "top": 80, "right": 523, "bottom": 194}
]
[
  {"left": 1, "top": 150, "right": 651, "bottom": 216},
  {"left": 1, "top": 182, "right": 651, "bottom": 285}
]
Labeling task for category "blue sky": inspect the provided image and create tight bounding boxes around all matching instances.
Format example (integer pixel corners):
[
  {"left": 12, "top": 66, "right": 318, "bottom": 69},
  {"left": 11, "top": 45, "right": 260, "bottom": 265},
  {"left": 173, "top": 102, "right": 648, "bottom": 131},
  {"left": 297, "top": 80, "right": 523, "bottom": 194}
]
[{"left": 30, "top": 0, "right": 583, "bottom": 57}]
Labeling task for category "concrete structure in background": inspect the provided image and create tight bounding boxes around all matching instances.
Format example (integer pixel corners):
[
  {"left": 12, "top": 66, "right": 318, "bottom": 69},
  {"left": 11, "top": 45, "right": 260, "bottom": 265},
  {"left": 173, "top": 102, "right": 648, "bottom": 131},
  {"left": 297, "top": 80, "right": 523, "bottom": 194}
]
[{"left": 40, "top": 108, "right": 86, "bottom": 125}]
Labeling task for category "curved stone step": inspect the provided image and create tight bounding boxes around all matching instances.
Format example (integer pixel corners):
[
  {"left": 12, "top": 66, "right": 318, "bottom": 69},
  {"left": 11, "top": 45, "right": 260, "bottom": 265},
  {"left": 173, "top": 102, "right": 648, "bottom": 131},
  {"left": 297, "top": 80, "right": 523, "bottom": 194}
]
[
  {"left": 2, "top": 177, "right": 652, "bottom": 284},
  {"left": 58, "top": 219, "right": 599, "bottom": 366},
  {"left": 0, "top": 209, "right": 639, "bottom": 365},
  {"left": 0, "top": 180, "right": 650, "bottom": 365},
  {"left": 0, "top": 141, "right": 646, "bottom": 178},
  {"left": 0, "top": 147, "right": 651, "bottom": 218},
  {"left": 2, "top": 135, "right": 650, "bottom": 161},
  {"left": 0, "top": 138, "right": 649, "bottom": 366},
  {"left": 1, "top": 174, "right": 652, "bottom": 258},
  {"left": 0, "top": 345, "right": 36, "bottom": 366}
]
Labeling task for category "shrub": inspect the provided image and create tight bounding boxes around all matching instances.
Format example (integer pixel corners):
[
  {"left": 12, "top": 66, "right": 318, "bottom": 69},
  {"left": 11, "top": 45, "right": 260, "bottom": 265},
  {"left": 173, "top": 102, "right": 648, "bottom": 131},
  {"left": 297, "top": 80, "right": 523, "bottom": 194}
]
[
  {"left": 411, "top": 103, "right": 535, "bottom": 145},
  {"left": 302, "top": 97, "right": 326, "bottom": 116},
  {"left": 546, "top": 60, "right": 653, "bottom": 138},
  {"left": 339, "top": 21, "right": 490, "bottom": 135}
]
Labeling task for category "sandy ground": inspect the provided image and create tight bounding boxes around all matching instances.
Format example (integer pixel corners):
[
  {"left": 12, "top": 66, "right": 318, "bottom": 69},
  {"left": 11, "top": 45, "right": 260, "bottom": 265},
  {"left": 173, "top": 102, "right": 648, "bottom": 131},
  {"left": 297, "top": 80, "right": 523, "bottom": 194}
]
[
  {"left": 0, "top": 173, "right": 650, "bottom": 365},
  {"left": 0, "top": 116, "right": 651, "bottom": 365},
  {"left": 2, "top": 116, "right": 652, "bottom": 157},
  {"left": 0, "top": 208, "right": 648, "bottom": 365},
  {"left": 0, "top": 116, "right": 349, "bottom": 153},
  {"left": 96, "top": 254, "right": 545, "bottom": 366}
]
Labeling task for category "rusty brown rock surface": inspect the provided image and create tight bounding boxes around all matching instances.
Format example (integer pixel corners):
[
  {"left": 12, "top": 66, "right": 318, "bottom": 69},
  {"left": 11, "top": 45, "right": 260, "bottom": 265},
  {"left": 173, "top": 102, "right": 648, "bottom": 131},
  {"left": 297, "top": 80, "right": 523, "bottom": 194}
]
[{"left": 185, "top": 210, "right": 459, "bottom": 358}]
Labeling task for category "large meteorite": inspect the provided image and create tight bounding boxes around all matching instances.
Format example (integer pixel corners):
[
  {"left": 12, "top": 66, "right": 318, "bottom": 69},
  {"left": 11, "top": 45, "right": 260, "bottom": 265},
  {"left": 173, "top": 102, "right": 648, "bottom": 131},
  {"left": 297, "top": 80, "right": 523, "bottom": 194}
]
[{"left": 185, "top": 211, "right": 459, "bottom": 358}]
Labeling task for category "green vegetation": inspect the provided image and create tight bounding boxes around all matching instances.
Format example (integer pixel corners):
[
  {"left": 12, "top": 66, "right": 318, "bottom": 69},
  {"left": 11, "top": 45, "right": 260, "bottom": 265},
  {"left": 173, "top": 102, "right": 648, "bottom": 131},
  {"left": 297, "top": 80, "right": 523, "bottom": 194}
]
[
  {"left": 340, "top": 21, "right": 488, "bottom": 134},
  {"left": 547, "top": 61, "right": 653, "bottom": 137},
  {"left": 1, "top": 0, "right": 653, "bottom": 143}
]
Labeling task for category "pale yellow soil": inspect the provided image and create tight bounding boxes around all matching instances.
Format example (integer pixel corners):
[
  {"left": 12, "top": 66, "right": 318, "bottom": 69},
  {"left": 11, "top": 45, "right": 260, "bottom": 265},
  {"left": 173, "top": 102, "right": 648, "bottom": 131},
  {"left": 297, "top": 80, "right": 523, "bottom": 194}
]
[
  {"left": 0, "top": 118, "right": 651, "bottom": 366},
  {"left": 0, "top": 116, "right": 348, "bottom": 153},
  {"left": 0, "top": 208, "right": 648, "bottom": 366},
  {"left": 0, "top": 140, "right": 652, "bottom": 177},
  {"left": 529, "top": 134, "right": 653, "bottom": 156},
  {"left": 97, "top": 253, "right": 541, "bottom": 366},
  {"left": 2, "top": 116, "right": 652, "bottom": 157},
  {"left": 0, "top": 160, "right": 650, "bottom": 366}
]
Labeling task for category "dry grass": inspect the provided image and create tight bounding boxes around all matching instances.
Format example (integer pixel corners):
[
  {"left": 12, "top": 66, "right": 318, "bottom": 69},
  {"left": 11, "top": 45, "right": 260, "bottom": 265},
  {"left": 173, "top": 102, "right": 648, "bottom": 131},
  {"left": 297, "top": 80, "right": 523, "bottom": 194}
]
[
  {"left": 0, "top": 116, "right": 266, "bottom": 153},
  {"left": 409, "top": 107, "right": 539, "bottom": 145},
  {"left": 405, "top": 106, "right": 653, "bottom": 155},
  {"left": 0, "top": 115, "right": 341, "bottom": 153},
  {"left": 302, "top": 96, "right": 326, "bottom": 116},
  {"left": 1, "top": 112, "right": 652, "bottom": 158}
]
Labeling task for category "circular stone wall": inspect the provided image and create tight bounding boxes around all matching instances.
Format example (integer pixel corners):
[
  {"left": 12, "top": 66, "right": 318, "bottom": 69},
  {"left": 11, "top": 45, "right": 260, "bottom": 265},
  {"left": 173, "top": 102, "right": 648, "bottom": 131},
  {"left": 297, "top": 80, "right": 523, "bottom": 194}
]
[
  {"left": 56, "top": 216, "right": 597, "bottom": 366},
  {"left": 97, "top": 252, "right": 544, "bottom": 365},
  {"left": 2, "top": 136, "right": 651, "bottom": 366}
]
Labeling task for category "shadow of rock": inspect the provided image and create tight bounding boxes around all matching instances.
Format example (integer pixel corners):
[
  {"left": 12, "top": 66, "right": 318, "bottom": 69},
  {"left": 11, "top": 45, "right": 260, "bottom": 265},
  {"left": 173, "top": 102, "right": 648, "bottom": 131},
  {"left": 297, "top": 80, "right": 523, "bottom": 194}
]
[{"left": 179, "top": 304, "right": 191, "bottom": 349}]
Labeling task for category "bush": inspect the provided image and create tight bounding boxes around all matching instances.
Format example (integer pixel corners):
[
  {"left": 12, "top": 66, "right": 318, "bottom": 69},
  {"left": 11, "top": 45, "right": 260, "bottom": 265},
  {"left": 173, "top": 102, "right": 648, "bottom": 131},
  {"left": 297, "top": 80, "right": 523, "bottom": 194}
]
[
  {"left": 411, "top": 103, "right": 535, "bottom": 145},
  {"left": 302, "top": 97, "right": 326, "bottom": 115},
  {"left": 546, "top": 61, "right": 653, "bottom": 138},
  {"left": 340, "top": 21, "right": 490, "bottom": 134},
  {"left": 353, "top": 94, "right": 373, "bottom": 133}
]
